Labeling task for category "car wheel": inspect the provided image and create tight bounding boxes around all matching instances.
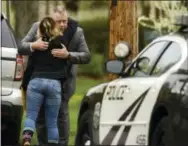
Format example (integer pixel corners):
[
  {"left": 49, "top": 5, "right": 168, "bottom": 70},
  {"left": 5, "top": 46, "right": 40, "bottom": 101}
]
[
  {"left": 151, "top": 117, "right": 170, "bottom": 146},
  {"left": 2, "top": 122, "right": 21, "bottom": 146},
  {"left": 75, "top": 110, "right": 95, "bottom": 146}
]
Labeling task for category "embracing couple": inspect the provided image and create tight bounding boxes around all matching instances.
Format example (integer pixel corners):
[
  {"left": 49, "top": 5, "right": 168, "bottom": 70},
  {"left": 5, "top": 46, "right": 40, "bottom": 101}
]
[{"left": 19, "top": 5, "right": 90, "bottom": 146}]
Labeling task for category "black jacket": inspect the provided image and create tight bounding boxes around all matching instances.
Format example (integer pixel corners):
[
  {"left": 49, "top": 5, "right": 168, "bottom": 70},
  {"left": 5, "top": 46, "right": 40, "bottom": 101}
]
[{"left": 31, "top": 35, "right": 69, "bottom": 80}]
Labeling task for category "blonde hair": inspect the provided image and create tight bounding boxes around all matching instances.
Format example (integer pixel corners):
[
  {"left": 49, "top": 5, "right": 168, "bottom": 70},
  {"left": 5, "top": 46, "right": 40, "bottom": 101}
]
[{"left": 36, "top": 16, "right": 63, "bottom": 40}]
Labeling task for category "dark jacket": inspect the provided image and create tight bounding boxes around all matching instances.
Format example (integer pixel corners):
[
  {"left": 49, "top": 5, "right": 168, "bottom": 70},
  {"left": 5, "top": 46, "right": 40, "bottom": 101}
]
[{"left": 31, "top": 35, "right": 69, "bottom": 80}]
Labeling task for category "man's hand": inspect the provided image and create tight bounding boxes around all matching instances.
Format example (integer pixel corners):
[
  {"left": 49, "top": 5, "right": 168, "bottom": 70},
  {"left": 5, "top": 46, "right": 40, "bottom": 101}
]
[
  {"left": 51, "top": 47, "right": 70, "bottom": 59},
  {"left": 31, "top": 38, "right": 49, "bottom": 51}
]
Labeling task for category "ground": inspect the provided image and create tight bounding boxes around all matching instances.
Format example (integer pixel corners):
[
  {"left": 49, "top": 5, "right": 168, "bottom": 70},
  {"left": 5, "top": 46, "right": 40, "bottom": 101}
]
[{"left": 20, "top": 76, "right": 106, "bottom": 145}]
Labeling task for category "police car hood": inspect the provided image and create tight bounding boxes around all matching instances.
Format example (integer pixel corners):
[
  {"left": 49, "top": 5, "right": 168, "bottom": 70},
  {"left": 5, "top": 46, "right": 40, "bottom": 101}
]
[
  {"left": 85, "top": 78, "right": 124, "bottom": 97},
  {"left": 86, "top": 82, "right": 110, "bottom": 97}
]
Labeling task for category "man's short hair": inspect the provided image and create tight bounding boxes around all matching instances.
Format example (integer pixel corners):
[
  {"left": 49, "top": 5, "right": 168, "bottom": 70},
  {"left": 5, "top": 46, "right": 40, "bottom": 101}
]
[{"left": 53, "top": 6, "right": 67, "bottom": 14}]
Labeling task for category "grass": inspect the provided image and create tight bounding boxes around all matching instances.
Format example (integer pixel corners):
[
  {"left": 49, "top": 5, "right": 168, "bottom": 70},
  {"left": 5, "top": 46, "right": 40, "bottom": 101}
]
[{"left": 20, "top": 76, "right": 105, "bottom": 145}]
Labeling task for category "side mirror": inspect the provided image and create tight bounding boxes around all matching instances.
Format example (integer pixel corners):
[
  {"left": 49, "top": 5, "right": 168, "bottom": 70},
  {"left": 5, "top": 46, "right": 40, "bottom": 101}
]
[
  {"left": 114, "top": 41, "right": 130, "bottom": 59},
  {"left": 105, "top": 60, "right": 125, "bottom": 74}
]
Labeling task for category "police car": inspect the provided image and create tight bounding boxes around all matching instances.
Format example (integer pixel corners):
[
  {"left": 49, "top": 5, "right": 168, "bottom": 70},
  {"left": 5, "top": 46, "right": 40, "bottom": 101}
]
[{"left": 75, "top": 15, "right": 188, "bottom": 146}]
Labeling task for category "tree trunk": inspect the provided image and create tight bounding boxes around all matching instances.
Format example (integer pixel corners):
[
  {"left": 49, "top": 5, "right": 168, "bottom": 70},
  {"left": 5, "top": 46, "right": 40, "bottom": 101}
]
[
  {"left": 65, "top": 0, "right": 79, "bottom": 13},
  {"left": 6, "top": 0, "right": 10, "bottom": 21},
  {"left": 55, "top": 0, "right": 58, "bottom": 7},
  {"left": 11, "top": 0, "right": 39, "bottom": 39},
  {"left": 46, "top": 0, "right": 49, "bottom": 15}
]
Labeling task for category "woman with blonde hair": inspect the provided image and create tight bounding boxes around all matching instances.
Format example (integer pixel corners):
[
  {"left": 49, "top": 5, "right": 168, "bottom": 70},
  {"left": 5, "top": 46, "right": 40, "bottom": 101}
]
[{"left": 22, "top": 16, "right": 70, "bottom": 146}]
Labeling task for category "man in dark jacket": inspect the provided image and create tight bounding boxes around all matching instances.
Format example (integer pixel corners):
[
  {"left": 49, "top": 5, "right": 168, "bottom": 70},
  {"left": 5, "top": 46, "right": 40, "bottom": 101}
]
[{"left": 19, "top": 6, "right": 90, "bottom": 146}]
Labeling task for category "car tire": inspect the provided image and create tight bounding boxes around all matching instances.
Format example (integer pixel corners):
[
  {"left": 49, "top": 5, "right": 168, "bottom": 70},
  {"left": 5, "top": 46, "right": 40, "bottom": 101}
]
[
  {"left": 150, "top": 117, "right": 172, "bottom": 146},
  {"left": 2, "top": 121, "right": 22, "bottom": 146},
  {"left": 75, "top": 110, "right": 95, "bottom": 146}
]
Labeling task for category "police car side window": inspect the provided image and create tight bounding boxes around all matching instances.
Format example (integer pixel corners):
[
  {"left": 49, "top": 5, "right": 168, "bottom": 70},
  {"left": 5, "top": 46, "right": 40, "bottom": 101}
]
[
  {"left": 128, "top": 41, "right": 168, "bottom": 77},
  {"left": 151, "top": 42, "right": 182, "bottom": 76},
  {"left": 1, "top": 19, "right": 15, "bottom": 48}
]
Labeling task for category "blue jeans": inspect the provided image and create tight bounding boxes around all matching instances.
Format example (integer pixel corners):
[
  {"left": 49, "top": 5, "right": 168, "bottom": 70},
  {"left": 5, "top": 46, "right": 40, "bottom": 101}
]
[{"left": 23, "top": 78, "right": 62, "bottom": 143}]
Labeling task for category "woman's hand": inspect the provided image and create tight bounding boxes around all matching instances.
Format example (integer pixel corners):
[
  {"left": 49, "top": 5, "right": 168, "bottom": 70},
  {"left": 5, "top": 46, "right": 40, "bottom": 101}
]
[{"left": 31, "top": 38, "right": 49, "bottom": 51}]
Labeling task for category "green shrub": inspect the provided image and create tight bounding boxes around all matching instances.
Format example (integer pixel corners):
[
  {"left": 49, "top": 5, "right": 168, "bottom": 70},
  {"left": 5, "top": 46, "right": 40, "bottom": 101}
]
[
  {"left": 78, "top": 53, "right": 105, "bottom": 77},
  {"left": 79, "top": 17, "right": 109, "bottom": 55},
  {"left": 76, "top": 17, "right": 109, "bottom": 78}
]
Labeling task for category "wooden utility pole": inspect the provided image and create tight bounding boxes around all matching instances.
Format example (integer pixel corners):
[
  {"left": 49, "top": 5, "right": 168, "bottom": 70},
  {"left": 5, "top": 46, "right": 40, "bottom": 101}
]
[
  {"left": 46, "top": 0, "right": 50, "bottom": 15},
  {"left": 109, "top": 0, "right": 138, "bottom": 80}
]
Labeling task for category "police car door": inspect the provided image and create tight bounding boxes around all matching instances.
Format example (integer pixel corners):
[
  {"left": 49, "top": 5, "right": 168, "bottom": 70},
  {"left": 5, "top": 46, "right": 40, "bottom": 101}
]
[{"left": 99, "top": 41, "right": 171, "bottom": 146}]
